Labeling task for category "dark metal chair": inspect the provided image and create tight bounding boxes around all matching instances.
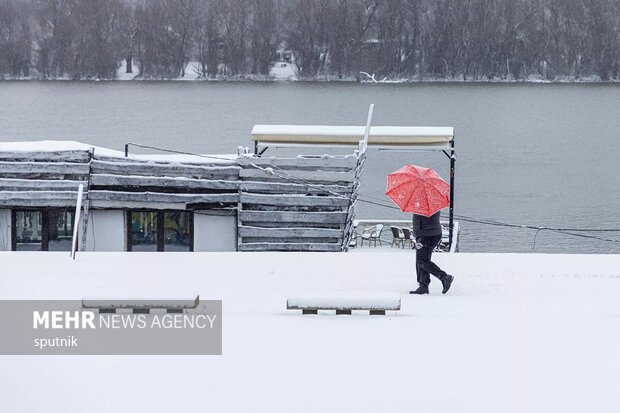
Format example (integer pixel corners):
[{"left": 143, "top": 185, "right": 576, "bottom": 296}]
[
  {"left": 390, "top": 226, "right": 404, "bottom": 248},
  {"left": 401, "top": 227, "right": 414, "bottom": 249}
]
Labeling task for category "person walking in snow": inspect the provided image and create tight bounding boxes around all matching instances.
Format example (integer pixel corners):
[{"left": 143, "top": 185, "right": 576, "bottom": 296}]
[{"left": 410, "top": 211, "right": 454, "bottom": 295}]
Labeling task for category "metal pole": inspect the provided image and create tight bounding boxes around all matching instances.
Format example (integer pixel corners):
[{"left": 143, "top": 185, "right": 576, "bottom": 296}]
[
  {"left": 71, "top": 184, "right": 84, "bottom": 260},
  {"left": 362, "top": 104, "right": 374, "bottom": 146},
  {"left": 448, "top": 138, "right": 456, "bottom": 251},
  {"left": 125, "top": 143, "right": 129, "bottom": 157}
]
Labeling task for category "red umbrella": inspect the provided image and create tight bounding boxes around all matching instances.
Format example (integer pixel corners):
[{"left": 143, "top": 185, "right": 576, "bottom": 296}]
[{"left": 385, "top": 165, "right": 450, "bottom": 217}]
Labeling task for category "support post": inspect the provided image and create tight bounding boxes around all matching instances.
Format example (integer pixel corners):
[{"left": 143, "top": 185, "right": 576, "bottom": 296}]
[
  {"left": 125, "top": 143, "right": 129, "bottom": 158},
  {"left": 10, "top": 210, "right": 16, "bottom": 252},
  {"left": 80, "top": 148, "right": 94, "bottom": 251},
  {"left": 71, "top": 184, "right": 84, "bottom": 260},
  {"left": 359, "top": 103, "right": 374, "bottom": 156},
  {"left": 448, "top": 138, "right": 456, "bottom": 252},
  {"left": 236, "top": 188, "right": 243, "bottom": 252},
  {"left": 125, "top": 211, "right": 133, "bottom": 252}
]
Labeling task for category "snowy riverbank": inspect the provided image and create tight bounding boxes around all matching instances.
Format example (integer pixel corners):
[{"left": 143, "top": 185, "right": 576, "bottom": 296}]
[
  {"left": 2, "top": 60, "right": 619, "bottom": 84},
  {"left": 4, "top": 76, "right": 620, "bottom": 84},
  {"left": 1, "top": 252, "right": 619, "bottom": 412}
]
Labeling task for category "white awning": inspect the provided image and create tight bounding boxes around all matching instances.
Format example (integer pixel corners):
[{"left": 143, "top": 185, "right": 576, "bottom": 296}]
[{"left": 251, "top": 125, "right": 454, "bottom": 148}]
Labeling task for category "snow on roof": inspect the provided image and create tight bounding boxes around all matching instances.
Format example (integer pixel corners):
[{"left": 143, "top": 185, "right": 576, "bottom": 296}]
[
  {"left": 251, "top": 125, "right": 454, "bottom": 146},
  {"left": 0, "top": 140, "right": 98, "bottom": 153},
  {"left": 0, "top": 141, "right": 237, "bottom": 165}
]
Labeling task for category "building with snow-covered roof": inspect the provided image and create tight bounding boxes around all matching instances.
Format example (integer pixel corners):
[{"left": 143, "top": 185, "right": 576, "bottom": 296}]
[
  {"left": 0, "top": 139, "right": 363, "bottom": 253},
  {"left": 0, "top": 123, "right": 458, "bottom": 253}
]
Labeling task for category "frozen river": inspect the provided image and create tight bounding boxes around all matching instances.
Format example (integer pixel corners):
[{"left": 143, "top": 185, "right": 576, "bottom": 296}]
[{"left": 1, "top": 81, "right": 619, "bottom": 253}]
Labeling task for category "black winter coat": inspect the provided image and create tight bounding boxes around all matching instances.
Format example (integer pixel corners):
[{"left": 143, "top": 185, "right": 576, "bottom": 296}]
[{"left": 412, "top": 211, "right": 443, "bottom": 238}]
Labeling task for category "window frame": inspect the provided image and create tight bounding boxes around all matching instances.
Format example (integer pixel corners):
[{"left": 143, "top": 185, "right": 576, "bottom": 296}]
[
  {"left": 126, "top": 210, "right": 194, "bottom": 252},
  {"left": 11, "top": 208, "right": 76, "bottom": 252}
]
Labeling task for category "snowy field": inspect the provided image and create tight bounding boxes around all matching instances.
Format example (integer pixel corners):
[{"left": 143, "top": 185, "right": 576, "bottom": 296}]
[{"left": 1, "top": 252, "right": 619, "bottom": 412}]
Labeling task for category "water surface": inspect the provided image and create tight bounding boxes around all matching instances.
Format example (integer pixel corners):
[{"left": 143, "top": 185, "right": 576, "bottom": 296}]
[{"left": 1, "top": 81, "right": 619, "bottom": 253}]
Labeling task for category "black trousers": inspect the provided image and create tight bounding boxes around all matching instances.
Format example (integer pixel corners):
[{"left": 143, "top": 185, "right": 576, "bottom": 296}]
[{"left": 416, "top": 235, "right": 448, "bottom": 286}]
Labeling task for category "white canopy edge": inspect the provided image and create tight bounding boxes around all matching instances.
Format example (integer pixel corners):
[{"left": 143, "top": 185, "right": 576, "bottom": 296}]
[{"left": 251, "top": 125, "right": 454, "bottom": 146}]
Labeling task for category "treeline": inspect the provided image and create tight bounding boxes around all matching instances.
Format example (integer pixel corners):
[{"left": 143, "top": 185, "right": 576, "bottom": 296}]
[{"left": 1, "top": 0, "right": 620, "bottom": 81}]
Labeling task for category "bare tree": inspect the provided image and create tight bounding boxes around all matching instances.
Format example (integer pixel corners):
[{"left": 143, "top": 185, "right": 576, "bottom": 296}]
[
  {"left": 249, "top": 0, "right": 277, "bottom": 75},
  {"left": 0, "top": 0, "right": 33, "bottom": 77},
  {"left": 2, "top": 0, "right": 620, "bottom": 80},
  {"left": 195, "top": 0, "right": 220, "bottom": 78},
  {"left": 284, "top": 0, "right": 330, "bottom": 77}
]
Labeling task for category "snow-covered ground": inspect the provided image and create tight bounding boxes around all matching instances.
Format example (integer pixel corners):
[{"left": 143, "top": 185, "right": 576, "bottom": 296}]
[{"left": 1, "top": 252, "right": 619, "bottom": 412}]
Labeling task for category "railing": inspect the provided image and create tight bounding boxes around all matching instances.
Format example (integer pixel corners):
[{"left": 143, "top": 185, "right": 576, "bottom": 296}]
[{"left": 351, "top": 219, "right": 460, "bottom": 252}]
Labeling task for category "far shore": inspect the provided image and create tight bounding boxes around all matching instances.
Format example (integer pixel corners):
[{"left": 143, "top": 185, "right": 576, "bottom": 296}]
[{"left": 2, "top": 76, "right": 620, "bottom": 85}]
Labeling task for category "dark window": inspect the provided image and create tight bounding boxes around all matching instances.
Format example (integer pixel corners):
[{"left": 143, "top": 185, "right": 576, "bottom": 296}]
[
  {"left": 12, "top": 209, "right": 75, "bottom": 251},
  {"left": 48, "top": 210, "right": 75, "bottom": 251},
  {"left": 128, "top": 211, "right": 158, "bottom": 252},
  {"left": 164, "top": 211, "right": 192, "bottom": 251},
  {"left": 13, "top": 210, "right": 43, "bottom": 251},
  {"left": 127, "top": 211, "right": 192, "bottom": 252}
]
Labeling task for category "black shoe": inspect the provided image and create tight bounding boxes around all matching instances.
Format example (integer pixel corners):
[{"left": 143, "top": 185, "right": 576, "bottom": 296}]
[
  {"left": 441, "top": 275, "right": 454, "bottom": 294},
  {"left": 410, "top": 285, "right": 429, "bottom": 295}
]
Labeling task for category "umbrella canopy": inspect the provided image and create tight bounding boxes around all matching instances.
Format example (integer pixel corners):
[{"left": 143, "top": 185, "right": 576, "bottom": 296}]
[{"left": 385, "top": 164, "right": 450, "bottom": 217}]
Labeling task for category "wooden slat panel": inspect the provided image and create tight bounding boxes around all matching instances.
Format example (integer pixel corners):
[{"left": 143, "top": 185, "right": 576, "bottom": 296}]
[
  {"left": 0, "top": 190, "right": 84, "bottom": 200},
  {"left": 94, "top": 154, "right": 235, "bottom": 167},
  {"left": 239, "top": 210, "right": 347, "bottom": 224},
  {"left": 0, "top": 191, "right": 85, "bottom": 207},
  {"left": 238, "top": 242, "right": 343, "bottom": 252},
  {"left": 237, "top": 155, "right": 358, "bottom": 170},
  {"left": 238, "top": 225, "right": 343, "bottom": 238},
  {"left": 0, "top": 150, "right": 92, "bottom": 163},
  {"left": 91, "top": 174, "right": 239, "bottom": 190},
  {"left": 91, "top": 160, "right": 240, "bottom": 179},
  {"left": 240, "top": 192, "right": 349, "bottom": 207},
  {"left": 88, "top": 190, "right": 238, "bottom": 204},
  {"left": 239, "top": 222, "right": 340, "bottom": 229},
  {"left": 0, "top": 161, "right": 90, "bottom": 175},
  {"left": 0, "top": 199, "right": 83, "bottom": 207},
  {"left": 89, "top": 201, "right": 188, "bottom": 210},
  {"left": 0, "top": 179, "right": 88, "bottom": 191},
  {"left": 239, "top": 168, "right": 355, "bottom": 183},
  {"left": 242, "top": 236, "right": 343, "bottom": 244},
  {"left": 239, "top": 181, "right": 352, "bottom": 195}
]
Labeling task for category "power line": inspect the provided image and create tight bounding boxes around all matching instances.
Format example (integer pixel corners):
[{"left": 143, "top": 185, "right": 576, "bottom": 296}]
[
  {"left": 125, "top": 142, "right": 353, "bottom": 199},
  {"left": 125, "top": 142, "right": 236, "bottom": 163},
  {"left": 350, "top": 196, "right": 620, "bottom": 244},
  {"left": 123, "top": 142, "right": 620, "bottom": 246}
]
